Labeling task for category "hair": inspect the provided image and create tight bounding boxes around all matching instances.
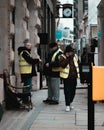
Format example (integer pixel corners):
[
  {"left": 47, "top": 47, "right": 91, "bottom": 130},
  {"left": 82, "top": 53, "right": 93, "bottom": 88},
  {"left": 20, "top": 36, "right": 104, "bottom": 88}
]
[
  {"left": 49, "top": 42, "right": 58, "bottom": 48},
  {"left": 64, "top": 45, "right": 74, "bottom": 53}
]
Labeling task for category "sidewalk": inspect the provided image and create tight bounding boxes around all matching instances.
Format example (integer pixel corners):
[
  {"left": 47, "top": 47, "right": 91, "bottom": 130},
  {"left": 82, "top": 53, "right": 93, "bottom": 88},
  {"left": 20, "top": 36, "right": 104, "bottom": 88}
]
[{"left": 0, "top": 81, "right": 104, "bottom": 130}]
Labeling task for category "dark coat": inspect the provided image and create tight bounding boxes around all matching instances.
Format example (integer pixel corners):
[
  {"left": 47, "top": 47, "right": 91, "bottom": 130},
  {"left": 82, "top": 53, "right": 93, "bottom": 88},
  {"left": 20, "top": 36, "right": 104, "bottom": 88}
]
[
  {"left": 43, "top": 48, "right": 63, "bottom": 77},
  {"left": 59, "top": 52, "right": 77, "bottom": 79}
]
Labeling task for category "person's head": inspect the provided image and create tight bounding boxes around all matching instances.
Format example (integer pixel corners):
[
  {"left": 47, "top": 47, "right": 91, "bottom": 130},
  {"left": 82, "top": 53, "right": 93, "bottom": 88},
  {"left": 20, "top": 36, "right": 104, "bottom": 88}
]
[
  {"left": 64, "top": 45, "right": 74, "bottom": 57},
  {"left": 83, "top": 47, "right": 87, "bottom": 54},
  {"left": 25, "top": 42, "right": 32, "bottom": 50},
  {"left": 49, "top": 42, "right": 58, "bottom": 51}
]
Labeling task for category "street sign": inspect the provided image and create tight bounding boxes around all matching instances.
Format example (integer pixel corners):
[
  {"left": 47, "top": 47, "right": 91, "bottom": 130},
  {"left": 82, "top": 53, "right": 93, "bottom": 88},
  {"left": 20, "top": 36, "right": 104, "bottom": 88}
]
[{"left": 56, "top": 31, "right": 62, "bottom": 39}]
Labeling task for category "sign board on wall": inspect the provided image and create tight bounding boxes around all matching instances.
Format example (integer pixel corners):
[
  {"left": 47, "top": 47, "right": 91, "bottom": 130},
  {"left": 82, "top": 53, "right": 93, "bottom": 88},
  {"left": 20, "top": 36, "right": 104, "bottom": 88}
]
[{"left": 56, "top": 31, "right": 62, "bottom": 39}]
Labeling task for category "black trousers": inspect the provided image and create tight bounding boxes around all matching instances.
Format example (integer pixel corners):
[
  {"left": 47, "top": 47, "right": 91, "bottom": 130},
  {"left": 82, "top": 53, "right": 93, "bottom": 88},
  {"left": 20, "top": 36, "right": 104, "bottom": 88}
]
[{"left": 63, "top": 78, "right": 77, "bottom": 106}]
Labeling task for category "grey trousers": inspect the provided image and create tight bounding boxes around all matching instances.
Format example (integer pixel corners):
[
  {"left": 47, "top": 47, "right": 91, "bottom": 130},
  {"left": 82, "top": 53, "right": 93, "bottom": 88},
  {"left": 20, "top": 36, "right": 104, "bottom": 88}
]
[{"left": 47, "top": 77, "right": 60, "bottom": 101}]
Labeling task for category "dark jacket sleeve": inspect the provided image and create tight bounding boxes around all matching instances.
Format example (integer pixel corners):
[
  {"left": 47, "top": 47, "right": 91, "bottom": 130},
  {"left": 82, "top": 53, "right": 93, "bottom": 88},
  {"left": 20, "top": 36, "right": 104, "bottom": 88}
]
[
  {"left": 22, "top": 51, "right": 39, "bottom": 65},
  {"left": 59, "top": 56, "right": 69, "bottom": 68}
]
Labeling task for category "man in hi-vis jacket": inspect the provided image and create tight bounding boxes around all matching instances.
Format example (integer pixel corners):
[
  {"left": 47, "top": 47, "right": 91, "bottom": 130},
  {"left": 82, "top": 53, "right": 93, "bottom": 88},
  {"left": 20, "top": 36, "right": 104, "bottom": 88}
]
[
  {"left": 43, "top": 42, "right": 63, "bottom": 104},
  {"left": 18, "top": 42, "right": 42, "bottom": 103}
]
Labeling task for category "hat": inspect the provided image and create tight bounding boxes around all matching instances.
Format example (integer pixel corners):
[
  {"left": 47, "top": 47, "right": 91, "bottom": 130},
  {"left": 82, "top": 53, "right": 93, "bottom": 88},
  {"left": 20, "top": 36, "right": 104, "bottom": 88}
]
[
  {"left": 49, "top": 42, "right": 58, "bottom": 48},
  {"left": 64, "top": 45, "right": 74, "bottom": 53},
  {"left": 25, "top": 42, "right": 32, "bottom": 46}
]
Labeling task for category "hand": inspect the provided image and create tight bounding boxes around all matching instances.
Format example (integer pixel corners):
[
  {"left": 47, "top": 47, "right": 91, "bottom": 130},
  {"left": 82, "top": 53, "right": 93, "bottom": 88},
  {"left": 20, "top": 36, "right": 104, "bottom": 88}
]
[
  {"left": 39, "top": 59, "right": 42, "bottom": 63},
  {"left": 65, "top": 52, "right": 74, "bottom": 58},
  {"left": 65, "top": 52, "right": 70, "bottom": 57},
  {"left": 45, "top": 63, "right": 49, "bottom": 67}
]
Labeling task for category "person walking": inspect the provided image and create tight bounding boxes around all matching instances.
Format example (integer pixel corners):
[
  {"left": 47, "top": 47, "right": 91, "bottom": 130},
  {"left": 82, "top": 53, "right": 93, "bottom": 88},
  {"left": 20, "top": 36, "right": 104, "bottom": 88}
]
[
  {"left": 18, "top": 42, "right": 42, "bottom": 103},
  {"left": 43, "top": 42, "right": 63, "bottom": 104},
  {"left": 59, "top": 45, "right": 80, "bottom": 111}
]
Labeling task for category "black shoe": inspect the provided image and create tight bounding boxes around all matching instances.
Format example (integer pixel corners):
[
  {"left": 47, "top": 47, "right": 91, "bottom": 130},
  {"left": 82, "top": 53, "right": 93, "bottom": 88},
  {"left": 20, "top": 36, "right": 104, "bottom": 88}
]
[
  {"left": 48, "top": 100, "right": 59, "bottom": 105},
  {"left": 43, "top": 99, "right": 52, "bottom": 103},
  {"left": 22, "top": 100, "right": 30, "bottom": 105}
]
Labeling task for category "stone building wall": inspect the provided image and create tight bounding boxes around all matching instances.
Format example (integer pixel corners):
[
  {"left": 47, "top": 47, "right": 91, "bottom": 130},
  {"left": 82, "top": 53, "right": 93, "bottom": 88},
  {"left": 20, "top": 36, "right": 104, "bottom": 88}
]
[
  {"left": 0, "top": 0, "right": 10, "bottom": 74},
  {"left": 98, "top": 0, "right": 104, "bottom": 65},
  {"left": 14, "top": 0, "right": 41, "bottom": 90}
]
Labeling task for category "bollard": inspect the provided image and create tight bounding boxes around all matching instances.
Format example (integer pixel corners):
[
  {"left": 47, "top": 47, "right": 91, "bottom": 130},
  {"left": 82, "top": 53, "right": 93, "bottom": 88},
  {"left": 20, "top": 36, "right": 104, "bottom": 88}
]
[{"left": 88, "top": 83, "right": 95, "bottom": 130}]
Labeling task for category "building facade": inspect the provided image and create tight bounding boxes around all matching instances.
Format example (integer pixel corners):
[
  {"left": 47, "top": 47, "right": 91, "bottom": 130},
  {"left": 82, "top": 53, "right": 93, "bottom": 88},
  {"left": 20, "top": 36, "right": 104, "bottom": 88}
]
[
  {"left": 77, "top": 0, "right": 101, "bottom": 65},
  {"left": 73, "top": 0, "right": 78, "bottom": 42},
  {"left": 97, "top": 0, "right": 104, "bottom": 65},
  {"left": 73, "top": 0, "right": 88, "bottom": 57}
]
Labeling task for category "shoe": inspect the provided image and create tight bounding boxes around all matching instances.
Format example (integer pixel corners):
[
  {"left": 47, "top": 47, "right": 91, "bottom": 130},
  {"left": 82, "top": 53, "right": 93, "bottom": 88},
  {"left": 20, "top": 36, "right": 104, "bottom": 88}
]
[
  {"left": 43, "top": 99, "right": 52, "bottom": 103},
  {"left": 65, "top": 106, "right": 71, "bottom": 112},
  {"left": 48, "top": 100, "right": 59, "bottom": 105},
  {"left": 22, "top": 101, "right": 31, "bottom": 106},
  {"left": 70, "top": 104, "right": 74, "bottom": 109}
]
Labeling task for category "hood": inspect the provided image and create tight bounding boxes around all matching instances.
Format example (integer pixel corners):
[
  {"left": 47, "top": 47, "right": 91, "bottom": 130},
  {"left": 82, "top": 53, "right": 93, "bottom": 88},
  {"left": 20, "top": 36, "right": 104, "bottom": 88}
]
[{"left": 18, "top": 46, "right": 30, "bottom": 55}]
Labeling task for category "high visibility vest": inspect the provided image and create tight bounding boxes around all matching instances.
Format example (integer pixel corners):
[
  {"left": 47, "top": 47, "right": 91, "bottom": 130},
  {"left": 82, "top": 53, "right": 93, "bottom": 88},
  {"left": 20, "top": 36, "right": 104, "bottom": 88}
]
[
  {"left": 51, "top": 48, "right": 63, "bottom": 72},
  {"left": 60, "top": 54, "right": 80, "bottom": 79},
  {"left": 19, "top": 50, "right": 32, "bottom": 74}
]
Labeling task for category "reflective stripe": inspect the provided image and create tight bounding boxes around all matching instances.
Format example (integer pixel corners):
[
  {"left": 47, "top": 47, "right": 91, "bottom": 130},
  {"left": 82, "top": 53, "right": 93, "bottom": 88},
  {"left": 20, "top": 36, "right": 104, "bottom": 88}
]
[
  {"left": 51, "top": 48, "right": 63, "bottom": 72},
  {"left": 19, "top": 50, "right": 32, "bottom": 74},
  {"left": 60, "top": 65, "right": 69, "bottom": 78}
]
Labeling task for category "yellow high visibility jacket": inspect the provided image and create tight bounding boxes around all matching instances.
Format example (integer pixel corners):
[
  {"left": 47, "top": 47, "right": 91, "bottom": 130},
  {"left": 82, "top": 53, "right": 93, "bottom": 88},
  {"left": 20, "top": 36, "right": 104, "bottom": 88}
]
[
  {"left": 60, "top": 54, "right": 80, "bottom": 79},
  {"left": 19, "top": 50, "right": 32, "bottom": 74},
  {"left": 51, "top": 48, "right": 63, "bottom": 72}
]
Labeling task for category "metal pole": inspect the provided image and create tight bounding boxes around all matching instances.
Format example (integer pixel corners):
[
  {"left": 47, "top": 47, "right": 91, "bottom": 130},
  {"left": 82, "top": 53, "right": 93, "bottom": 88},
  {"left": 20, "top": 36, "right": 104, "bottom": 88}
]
[
  {"left": 88, "top": 83, "right": 95, "bottom": 130},
  {"left": 40, "top": 72, "right": 43, "bottom": 89}
]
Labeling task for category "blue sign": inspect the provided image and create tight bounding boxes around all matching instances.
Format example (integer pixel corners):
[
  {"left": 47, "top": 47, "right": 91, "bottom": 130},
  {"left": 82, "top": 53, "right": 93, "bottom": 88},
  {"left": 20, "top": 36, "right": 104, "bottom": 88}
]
[{"left": 56, "top": 31, "right": 62, "bottom": 39}]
